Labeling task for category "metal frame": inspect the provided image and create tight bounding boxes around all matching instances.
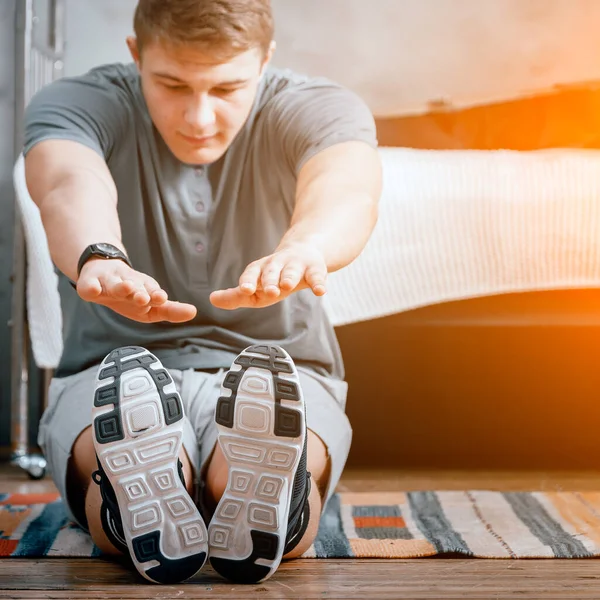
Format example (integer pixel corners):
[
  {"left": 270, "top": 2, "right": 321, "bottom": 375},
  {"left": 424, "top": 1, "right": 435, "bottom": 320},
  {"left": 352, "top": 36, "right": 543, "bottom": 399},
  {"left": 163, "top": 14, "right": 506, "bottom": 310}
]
[{"left": 11, "top": 0, "right": 64, "bottom": 479}]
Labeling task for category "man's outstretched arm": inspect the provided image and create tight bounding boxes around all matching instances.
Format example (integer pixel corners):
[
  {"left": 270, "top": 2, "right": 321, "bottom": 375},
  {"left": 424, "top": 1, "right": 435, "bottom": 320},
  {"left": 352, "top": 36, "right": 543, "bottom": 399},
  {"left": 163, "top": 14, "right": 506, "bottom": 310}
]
[
  {"left": 26, "top": 140, "right": 196, "bottom": 323},
  {"left": 210, "top": 140, "right": 382, "bottom": 310}
]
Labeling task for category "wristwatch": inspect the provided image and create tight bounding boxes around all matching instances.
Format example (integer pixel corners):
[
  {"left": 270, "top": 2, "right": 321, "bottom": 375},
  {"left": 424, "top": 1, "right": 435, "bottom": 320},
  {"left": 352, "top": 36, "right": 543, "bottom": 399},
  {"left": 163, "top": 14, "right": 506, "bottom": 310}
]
[{"left": 77, "top": 243, "right": 132, "bottom": 277}]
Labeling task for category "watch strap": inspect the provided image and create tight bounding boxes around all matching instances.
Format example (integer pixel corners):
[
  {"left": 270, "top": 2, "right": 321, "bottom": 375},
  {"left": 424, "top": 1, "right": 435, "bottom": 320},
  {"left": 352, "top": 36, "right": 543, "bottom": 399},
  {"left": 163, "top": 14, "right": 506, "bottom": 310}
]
[{"left": 77, "top": 244, "right": 132, "bottom": 277}]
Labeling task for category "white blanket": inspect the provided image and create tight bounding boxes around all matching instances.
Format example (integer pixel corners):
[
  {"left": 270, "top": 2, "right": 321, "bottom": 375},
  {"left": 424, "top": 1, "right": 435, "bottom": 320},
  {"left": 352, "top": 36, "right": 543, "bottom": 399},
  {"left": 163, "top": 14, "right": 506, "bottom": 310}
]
[
  {"left": 15, "top": 148, "right": 600, "bottom": 368},
  {"left": 13, "top": 154, "right": 63, "bottom": 369},
  {"left": 325, "top": 147, "right": 600, "bottom": 326}
]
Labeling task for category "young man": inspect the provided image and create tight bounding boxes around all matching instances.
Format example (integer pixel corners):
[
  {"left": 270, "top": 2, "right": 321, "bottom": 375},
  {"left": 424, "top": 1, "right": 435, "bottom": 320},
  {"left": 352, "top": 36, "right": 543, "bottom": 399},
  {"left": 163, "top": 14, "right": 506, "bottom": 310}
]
[{"left": 26, "top": 0, "right": 381, "bottom": 585}]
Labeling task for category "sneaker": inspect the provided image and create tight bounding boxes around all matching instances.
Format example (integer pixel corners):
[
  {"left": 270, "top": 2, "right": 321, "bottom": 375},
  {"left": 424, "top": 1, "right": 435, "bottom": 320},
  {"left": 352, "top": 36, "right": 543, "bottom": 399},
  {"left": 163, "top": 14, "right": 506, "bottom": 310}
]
[
  {"left": 91, "top": 346, "right": 208, "bottom": 584},
  {"left": 208, "top": 344, "right": 312, "bottom": 584}
]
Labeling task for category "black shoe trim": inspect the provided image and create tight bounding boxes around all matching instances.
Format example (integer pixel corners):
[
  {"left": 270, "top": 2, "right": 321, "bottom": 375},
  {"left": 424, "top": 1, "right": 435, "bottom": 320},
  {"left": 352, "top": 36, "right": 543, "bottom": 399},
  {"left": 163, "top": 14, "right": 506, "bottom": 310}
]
[
  {"left": 210, "top": 530, "right": 278, "bottom": 584},
  {"left": 94, "top": 347, "right": 182, "bottom": 444},
  {"left": 283, "top": 438, "right": 311, "bottom": 554},
  {"left": 100, "top": 504, "right": 129, "bottom": 555},
  {"left": 283, "top": 488, "right": 311, "bottom": 555},
  {"left": 215, "top": 345, "right": 300, "bottom": 438},
  {"left": 132, "top": 531, "right": 206, "bottom": 585},
  {"left": 92, "top": 462, "right": 128, "bottom": 554},
  {"left": 94, "top": 409, "right": 124, "bottom": 444}
]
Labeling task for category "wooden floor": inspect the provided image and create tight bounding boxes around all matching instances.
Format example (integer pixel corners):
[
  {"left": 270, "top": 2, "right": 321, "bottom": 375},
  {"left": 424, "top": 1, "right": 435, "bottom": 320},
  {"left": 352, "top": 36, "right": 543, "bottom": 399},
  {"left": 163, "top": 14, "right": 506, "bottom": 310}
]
[{"left": 3, "top": 464, "right": 600, "bottom": 599}]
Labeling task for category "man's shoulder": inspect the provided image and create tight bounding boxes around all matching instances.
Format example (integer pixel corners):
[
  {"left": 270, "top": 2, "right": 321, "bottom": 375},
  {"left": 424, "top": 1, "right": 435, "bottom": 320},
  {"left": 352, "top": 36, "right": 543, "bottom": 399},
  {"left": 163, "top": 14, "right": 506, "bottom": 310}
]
[
  {"left": 255, "top": 66, "right": 363, "bottom": 121},
  {"left": 242, "top": 66, "right": 376, "bottom": 175},
  {"left": 24, "top": 62, "right": 143, "bottom": 159},
  {"left": 259, "top": 66, "right": 337, "bottom": 103},
  {"left": 67, "top": 62, "right": 141, "bottom": 98},
  {"left": 262, "top": 66, "right": 313, "bottom": 88}
]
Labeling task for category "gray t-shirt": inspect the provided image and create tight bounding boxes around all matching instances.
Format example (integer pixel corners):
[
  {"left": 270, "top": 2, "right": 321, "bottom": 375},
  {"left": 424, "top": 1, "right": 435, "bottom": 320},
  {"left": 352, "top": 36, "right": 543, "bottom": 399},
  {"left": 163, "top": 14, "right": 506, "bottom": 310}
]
[{"left": 24, "top": 63, "right": 377, "bottom": 380}]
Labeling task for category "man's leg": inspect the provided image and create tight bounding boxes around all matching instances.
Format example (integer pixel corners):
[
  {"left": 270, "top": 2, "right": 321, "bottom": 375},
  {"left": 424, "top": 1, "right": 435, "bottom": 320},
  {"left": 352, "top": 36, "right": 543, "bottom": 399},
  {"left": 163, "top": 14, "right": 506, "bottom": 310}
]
[
  {"left": 200, "top": 345, "right": 352, "bottom": 583},
  {"left": 39, "top": 347, "right": 208, "bottom": 584},
  {"left": 204, "top": 428, "right": 330, "bottom": 558},
  {"left": 68, "top": 425, "right": 195, "bottom": 555}
]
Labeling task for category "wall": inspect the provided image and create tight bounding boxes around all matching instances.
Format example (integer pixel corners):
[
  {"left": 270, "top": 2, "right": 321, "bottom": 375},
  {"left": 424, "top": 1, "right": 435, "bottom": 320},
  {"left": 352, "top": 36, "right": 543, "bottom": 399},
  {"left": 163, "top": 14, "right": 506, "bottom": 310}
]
[
  {"left": 62, "top": 0, "right": 600, "bottom": 116},
  {"left": 62, "top": 0, "right": 136, "bottom": 77},
  {"left": 0, "top": 0, "right": 16, "bottom": 448},
  {"left": 272, "top": 0, "right": 600, "bottom": 116}
]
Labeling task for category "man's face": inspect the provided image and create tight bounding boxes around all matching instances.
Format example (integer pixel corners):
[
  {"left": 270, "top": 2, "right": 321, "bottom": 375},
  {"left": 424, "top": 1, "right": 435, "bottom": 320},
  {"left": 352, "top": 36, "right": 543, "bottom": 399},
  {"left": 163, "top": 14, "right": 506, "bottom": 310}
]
[{"left": 128, "top": 38, "right": 272, "bottom": 165}]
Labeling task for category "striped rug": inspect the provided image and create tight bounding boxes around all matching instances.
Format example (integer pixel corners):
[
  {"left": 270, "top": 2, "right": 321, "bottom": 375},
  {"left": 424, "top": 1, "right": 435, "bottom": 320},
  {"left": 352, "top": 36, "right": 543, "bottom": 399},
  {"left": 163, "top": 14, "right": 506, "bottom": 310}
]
[{"left": 2, "top": 490, "right": 600, "bottom": 558}]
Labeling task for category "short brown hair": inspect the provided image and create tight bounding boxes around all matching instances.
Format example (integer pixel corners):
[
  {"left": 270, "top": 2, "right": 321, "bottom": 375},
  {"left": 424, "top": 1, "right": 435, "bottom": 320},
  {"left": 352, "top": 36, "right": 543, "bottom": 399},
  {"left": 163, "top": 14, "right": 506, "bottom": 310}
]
[{"left": 133, "top": 0, "right": 274, "bottom": 59}]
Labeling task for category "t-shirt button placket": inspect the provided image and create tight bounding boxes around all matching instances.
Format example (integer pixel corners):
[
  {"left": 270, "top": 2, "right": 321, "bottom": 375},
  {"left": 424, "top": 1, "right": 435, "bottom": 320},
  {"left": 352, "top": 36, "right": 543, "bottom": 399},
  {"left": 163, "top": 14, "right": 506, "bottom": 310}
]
[{"left": 193, "top": 240, "right": 209, "bottom": 283}]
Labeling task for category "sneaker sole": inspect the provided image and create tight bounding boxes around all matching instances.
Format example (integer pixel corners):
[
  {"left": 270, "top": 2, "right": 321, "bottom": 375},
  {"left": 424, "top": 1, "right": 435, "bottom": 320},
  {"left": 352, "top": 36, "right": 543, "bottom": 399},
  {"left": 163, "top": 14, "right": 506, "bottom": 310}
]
[
  {"left": 92, "top": 346, "right": 207, "bottom": 584},
  {"left": 208, "top": 344, "right": 306, "bottom": 584}
]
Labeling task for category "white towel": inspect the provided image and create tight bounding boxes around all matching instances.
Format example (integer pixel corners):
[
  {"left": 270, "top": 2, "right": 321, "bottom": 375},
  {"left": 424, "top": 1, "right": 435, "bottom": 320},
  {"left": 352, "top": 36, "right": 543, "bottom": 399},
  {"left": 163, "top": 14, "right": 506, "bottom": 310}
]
[
  {"left": 13, "top": 154, "right": 63, "bottom": 369},
  {"left": 325, "top": 147, "right": 600, "bottom": 326},
  {"left": 16, "top": 148, "right": 600, "bottom": 367}
]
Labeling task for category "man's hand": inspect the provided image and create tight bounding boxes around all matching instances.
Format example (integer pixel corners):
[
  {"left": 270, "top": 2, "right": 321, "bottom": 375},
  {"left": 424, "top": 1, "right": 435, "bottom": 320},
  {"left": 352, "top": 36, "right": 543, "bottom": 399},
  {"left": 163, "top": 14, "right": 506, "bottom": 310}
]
[
  {"left": 77, "top": 258, "right": 197, "bottom": 323},
  {"left": 210, "top": 244, "right": 327, "bottom": 310}
]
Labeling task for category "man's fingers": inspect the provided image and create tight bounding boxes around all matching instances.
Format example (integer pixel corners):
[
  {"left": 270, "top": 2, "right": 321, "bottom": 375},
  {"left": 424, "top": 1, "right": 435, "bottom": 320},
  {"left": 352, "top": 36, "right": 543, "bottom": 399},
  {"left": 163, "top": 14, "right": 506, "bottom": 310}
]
[
  {"left": 125, "top": 276, "right": 166, "bottom": 306},
  {"left": 143, "top": 277, "right": 164, "bottom": 300},
  {"left": 305, "top": 265, "right": 327, "bottom": 296},
  {"left": 132, "top": 289, "right": 152, "bottom": 306},
  {"left": 210, "top": 287, "right": 291, "bottom": 310},
  {"left": 114, "top": 279, "right": 153, "bottom": 305},
  {"left": 279, "top": 260, "right": 306, "bottom": 292},
  {"left": 144, "top": 275, "right": 167, "bottom": 305},
  {"left": 104, "top": 276, "right": 131, "bottom": 299},
  {"left": 239, "top": 262, "right": 262, "bottom": 295},
  {"left": 260, "top": 261, "right": 284, "bottom": 297},
  {"left": 77, "top": 261, "right": 180, "bottom": 320},
  {"left": 210, "top": 287, "right": 247, "bottom": 310},
  {"left": 77, "top": 277, "right": 102, "bottom": 300},
  {"left": 149, "top": 289, "right": 168, "bottom": 306},
  {"left": 146, "top": 301, "right": 197, "bottom": 323},
  {"left": 104, "top": 273, "right": 167, "bottom": 306},
  {"left": 210, "top": 287, "right": 270, "bottom": 310}
]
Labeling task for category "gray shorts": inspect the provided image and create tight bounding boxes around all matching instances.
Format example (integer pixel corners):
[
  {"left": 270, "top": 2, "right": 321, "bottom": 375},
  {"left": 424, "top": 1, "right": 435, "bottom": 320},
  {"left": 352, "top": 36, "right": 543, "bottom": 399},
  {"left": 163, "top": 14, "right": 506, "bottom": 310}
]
[{"left": 38, "top": 357, "right": 352, "bottom": 526}]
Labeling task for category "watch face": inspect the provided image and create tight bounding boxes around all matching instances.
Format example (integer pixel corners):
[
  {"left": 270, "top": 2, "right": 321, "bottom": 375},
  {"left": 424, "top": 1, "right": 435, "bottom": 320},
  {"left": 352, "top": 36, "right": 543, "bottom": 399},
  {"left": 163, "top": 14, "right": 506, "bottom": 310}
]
[{"left": 95, "top": 243, "right": 120, "bottom": 256}]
